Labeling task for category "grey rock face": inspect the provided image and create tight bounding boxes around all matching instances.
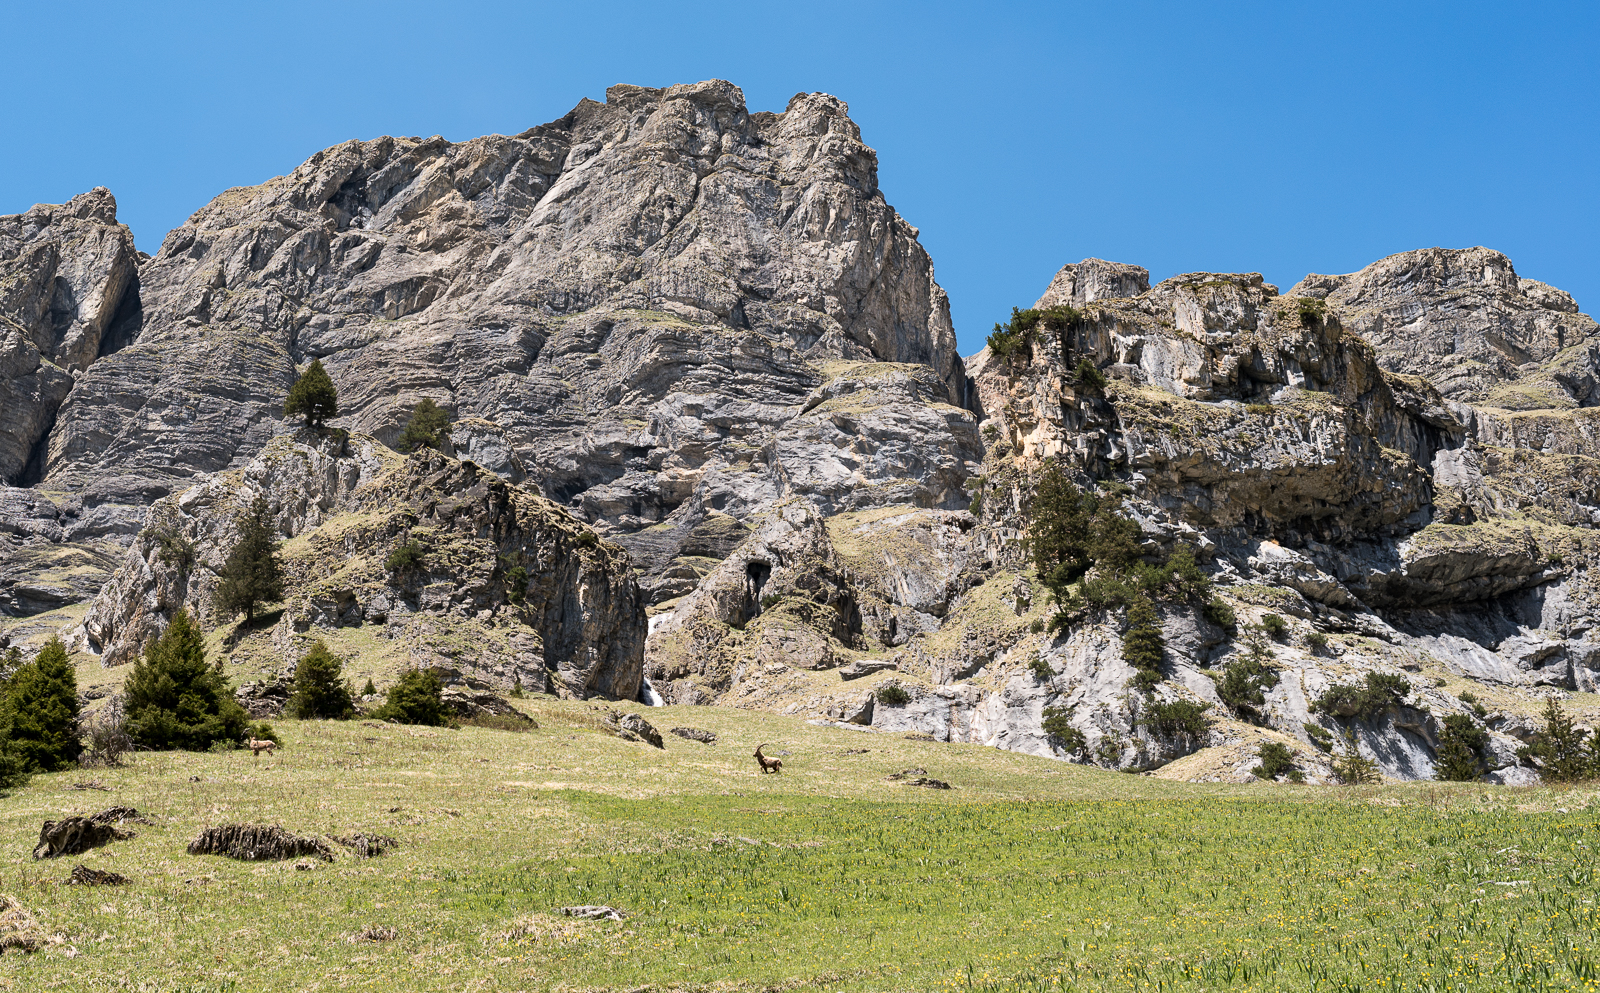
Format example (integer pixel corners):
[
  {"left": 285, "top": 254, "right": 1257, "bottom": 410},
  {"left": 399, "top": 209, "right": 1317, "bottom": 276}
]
[
  {"left": 1290, "top": 247, "right": 1600, "bottom": 407},
  {"left": 19, "top": 81, "right": 975, "bottom": 606},
  {"left": 0, "top": 188, "right": 140, "bottom": 485},
  {"left": 78, "top": 430, "right": 645, "bottom": 699}
]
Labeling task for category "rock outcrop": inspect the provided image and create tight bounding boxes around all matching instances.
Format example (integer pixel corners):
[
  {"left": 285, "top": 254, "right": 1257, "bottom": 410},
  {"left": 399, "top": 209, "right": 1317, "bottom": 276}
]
[{"left": 80, "top": 430, "right": 645, "bottom": 699}]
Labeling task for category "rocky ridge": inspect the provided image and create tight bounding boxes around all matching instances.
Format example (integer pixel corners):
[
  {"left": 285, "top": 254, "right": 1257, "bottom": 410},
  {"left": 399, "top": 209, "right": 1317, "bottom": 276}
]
[{"left": 1, "top": 79, "right": 1598, "bottom": 784}]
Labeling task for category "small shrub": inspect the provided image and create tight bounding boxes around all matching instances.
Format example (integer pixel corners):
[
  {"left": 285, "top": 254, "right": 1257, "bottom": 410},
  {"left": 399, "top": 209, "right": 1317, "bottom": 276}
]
[
  {"left": 1260, "top": 614, "right": 1288, "bottom": 640},
  {"left": 1434, "top": 713, "right": 1488, "bottom": 782},
  {"left": 510, "top": 679, "right": 524, "bottom": 699},
  {"left": 371, "top": 669, "right": 447, "bottom": 727},
  {"left": 1305, "top": 630, "right": 1328, "bottom": 652},
  {"left": 361, "top": 678, "right": 377, "bottom": 697},
  {"left": 1028, "top": 618, "right": 1045, "bottom": 635},
  {"left": 1216, "top": 639, "right": 1280, "bottom": 722},
  {"left": 1028, "top": 654, "right": 1053, "bottom": 682},
  {"left": 81, "top": 697, "right": 133, "bottom": 768},
  {"left": 1095, "top": 736, "right": 1123, "bottom": 764},
  {"left": 1041, "top": 707, "right": 1085, "bottom": 756},
  {"left": 1304, "top": 723, "right": 1334, "bottom": 753},
  {"left": 1332, "top": 730, "right": 1382, "bottom": 785},
  {"left": 152, "top": 524, "right": 195, "bottom": 572},
  {"left": 502, "top": 563, "right": 529, "bottom": 604},
  {"left": 968, "top": 492, "right": 984, "bottom": 516},
  {"left": 1315, "top": 672, "right": 1411, "bottom": 721},
  {"left": 1246, "top": 403, "right": 1275, "bottom": 415},
  {"left": 398, "top": 398, "right": 452, "bottom": 453},
  {"left": 1142, "top": 700, "right": 1212, "bottom": 742},
  {"left": 1073, "top": 358, "right": 1107, "bottom": 396},
  {"left": 875, "top": 684, "right": 911, "bottom": 706},
  {"left": 1295, "top": 296, "right": 1327, "bottom": 327},
  {"left": 576, "top": 532, "right": 599, "bottom": 549},
  {"left": 1458, "top": 690, "right": 1489, "bottom": 718},
  {"left": 1253, "top": 741, "right": 1301, "bottom": 781},
  {"left": 385, "top": 540, "right": 425, "bottom": 574},
  {"left": 1202, "top": 598, "right": 1236, "bottom": 630}
]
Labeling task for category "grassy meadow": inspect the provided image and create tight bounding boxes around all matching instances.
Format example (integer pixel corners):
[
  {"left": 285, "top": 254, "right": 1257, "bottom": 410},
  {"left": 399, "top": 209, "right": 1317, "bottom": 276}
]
[{"left": 0, "top": 699, "right": 1595, "bottom": 992}]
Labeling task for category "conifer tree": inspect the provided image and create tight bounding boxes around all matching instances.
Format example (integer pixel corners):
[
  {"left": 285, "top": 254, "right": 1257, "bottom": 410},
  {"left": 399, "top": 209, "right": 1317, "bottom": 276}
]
[
  {"left": 0, "top": 638, "right": 81, "bottom": 772},
  {"left": 371, "top": 668, "right": 447, "bottom": 727},
  {"left": 124, "top": 610, "right": 248, "bottom": 751},
  {"left": 398, "top": 398, "right": 452, "bottom": 453},
  {"left": 212, "top": 496, "right": 283, "bottom": 623},
  {"left": 283, "top": 358, "right": 339, "bottom": 428},
  {"left": 1523, "top": 696, "right": 1594, "bottom": 782},
  {"left": 1122, "top": 595, "right": 1165, "bottom": 693},
  {"left": 1434, "top": 713, "right": 1489, "bottom": 782},
  {"left": 286, "top": 641, "right": 355, "bottom": 720}
]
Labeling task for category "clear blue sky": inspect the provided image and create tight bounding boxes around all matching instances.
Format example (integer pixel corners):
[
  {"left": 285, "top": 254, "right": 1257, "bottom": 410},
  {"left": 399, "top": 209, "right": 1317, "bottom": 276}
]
[{"left": 5, "top": 1, "right": 1594, "bottom": 355}]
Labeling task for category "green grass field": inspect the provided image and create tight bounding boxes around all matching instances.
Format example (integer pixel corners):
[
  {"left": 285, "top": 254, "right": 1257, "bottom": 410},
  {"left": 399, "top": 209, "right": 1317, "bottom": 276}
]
[{"left": 0, "top": 700, "right": 1596, "bottom": 992}]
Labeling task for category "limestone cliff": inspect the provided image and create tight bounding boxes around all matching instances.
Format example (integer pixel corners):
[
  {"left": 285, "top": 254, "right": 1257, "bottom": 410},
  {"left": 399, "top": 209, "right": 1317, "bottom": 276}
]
[{"left": 80, "top": 431, "right": 644, "bottom": 698}]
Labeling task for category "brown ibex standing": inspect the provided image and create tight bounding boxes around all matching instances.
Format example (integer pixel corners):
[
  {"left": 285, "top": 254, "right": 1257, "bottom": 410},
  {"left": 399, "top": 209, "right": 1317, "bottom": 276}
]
[
  {"left": 248, "top": 737, "right": 277, "bottom": 760},
  {"left": 754, "top": 743, "right": 782, "bottom": 775}
]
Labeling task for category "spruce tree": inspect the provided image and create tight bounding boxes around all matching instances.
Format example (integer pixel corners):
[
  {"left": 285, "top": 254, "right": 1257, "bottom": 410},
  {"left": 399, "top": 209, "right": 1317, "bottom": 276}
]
[
  {"left": 283, "top": 358, "right": 339, "bottom": 428},
  {"left": 212, "top": 496, "right": 284, "bottom": 623},
  {"left": 124, "top": 610, "right": 248, "bottom": 751},
  {"left": 398, "top": 398, "right": 452, "bottom": 453},
  {"left": 1434, "top": 713, "right": 1488, "bottom": 782},
  {"left": 0, "top": 638, "right": 81, "bottom": 772},
  {"left": 286, "top": 641, "right": 355, "bottom": 720},
  {"left": 1524, "top": 696, "right": 1594, "bottom": 782},
  {"left": 371, "top": 668, "right": 447, "bottom": 727},
  {"left": 1122, "top": 595, "right": 1165, "bottom": 693}
]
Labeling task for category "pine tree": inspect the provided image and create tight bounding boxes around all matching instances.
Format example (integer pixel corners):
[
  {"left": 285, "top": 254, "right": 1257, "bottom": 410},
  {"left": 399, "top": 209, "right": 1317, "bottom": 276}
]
[
  {"left": 1434, "top": 713, "right": 1489, "bottom": 781},
  {"left": 212, "top": 496, "right": 284, "bottom": 623},
  {"left": 371, "top": 668, "right": 447, "bottom": 727},
  {"left": 283, "top": 358, "right": 339, "bottom": 428},
  {"left": 124, "top": 610, "right": 248, "bottom": 751},
  {"left": 398, "top": 398, "right": 452, "bottom": 453},
  {"left": 0, "top": 638, "right": 81, "bottom": 772},
  {"left": 1523, "top": 696, "right": 1594, "bottom": 782},
  {"left": 286, "top": 641, "right": 355, "bottom": 720},
  {"left": 1122, "top": 595, "right": 1165, "bottom": 693}
]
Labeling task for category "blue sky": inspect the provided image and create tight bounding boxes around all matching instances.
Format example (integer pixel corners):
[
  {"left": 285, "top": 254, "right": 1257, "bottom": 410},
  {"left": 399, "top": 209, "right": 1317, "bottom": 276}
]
[{"left": 5, "top": 0, "right": 1594, "bottom": 355}]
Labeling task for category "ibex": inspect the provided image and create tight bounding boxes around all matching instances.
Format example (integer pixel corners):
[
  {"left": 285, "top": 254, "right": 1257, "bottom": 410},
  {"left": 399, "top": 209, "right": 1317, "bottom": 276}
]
[
  {"left": 247, "top": 737, "right": 277, "bottom": 759},
  {"left": 754, "top": 743, "right": 782, "bottom": 774}
]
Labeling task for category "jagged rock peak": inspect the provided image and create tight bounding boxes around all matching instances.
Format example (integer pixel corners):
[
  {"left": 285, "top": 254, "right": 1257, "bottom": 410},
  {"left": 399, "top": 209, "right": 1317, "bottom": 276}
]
[
  {"left": 1034, "top": 258, "right": 1150, "bottom": 308},
  {"left": 41, "top": 78, "right": 968, "bottom": 509},
  {"left": 1289, "top": 246, "right": 1599, "bottom": 405}
]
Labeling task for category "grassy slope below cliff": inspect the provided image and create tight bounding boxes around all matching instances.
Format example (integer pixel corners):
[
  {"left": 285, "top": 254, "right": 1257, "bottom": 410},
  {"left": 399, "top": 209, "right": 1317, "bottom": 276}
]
[{"left": 0, "top": 701, "right": 1596, "bottom": 992}]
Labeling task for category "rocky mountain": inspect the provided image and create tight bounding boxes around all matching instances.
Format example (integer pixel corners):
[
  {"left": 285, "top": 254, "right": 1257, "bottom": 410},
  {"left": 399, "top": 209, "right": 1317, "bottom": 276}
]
[{"left": 2, "top": 78, "right": 1597, "bottom": 783}]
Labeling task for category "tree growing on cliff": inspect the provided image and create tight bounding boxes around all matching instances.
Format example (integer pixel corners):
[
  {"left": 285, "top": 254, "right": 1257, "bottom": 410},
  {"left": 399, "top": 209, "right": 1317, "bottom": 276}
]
[
  {"left": 1122, "top": 595, "right": 1165, "bottom": 693},
  {"left": 283, "top": 359, "right": 339, "bottom": 428},
  {"left": 286, "top": 641, "right": 355, "bottom": 720},
  {"left": 399, "top": 398, "right": 452, "bottom": 453},
  {"left": 124, "top": 610, "right": 248, "bottom": 751},
  {"left": 212, "top": 497, "right": 283, "bottom": 624},
  {"left": 0, "top": 637, "right": 81, "bottom": 772}
]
